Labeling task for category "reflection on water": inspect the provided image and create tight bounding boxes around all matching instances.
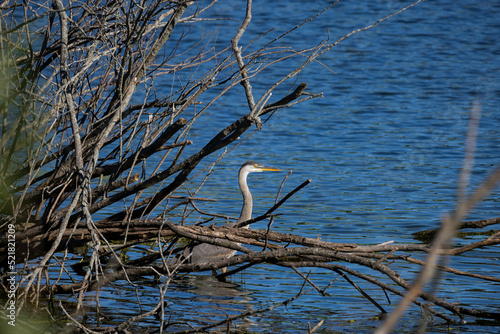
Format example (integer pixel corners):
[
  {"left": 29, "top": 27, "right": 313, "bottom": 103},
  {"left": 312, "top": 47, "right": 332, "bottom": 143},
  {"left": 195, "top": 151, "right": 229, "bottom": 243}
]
[
  {"left": 172, "top": 274, "right": 250, "bottom": 299},
  {"left": 165, "top": 275, "right": 256, "bottom": 331}
]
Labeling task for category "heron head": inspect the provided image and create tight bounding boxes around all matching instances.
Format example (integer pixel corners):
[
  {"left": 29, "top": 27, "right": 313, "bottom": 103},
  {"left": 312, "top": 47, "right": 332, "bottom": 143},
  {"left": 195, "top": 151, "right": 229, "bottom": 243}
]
[{"left": 241, "top": 160, "right": 282, "bottom": 173}]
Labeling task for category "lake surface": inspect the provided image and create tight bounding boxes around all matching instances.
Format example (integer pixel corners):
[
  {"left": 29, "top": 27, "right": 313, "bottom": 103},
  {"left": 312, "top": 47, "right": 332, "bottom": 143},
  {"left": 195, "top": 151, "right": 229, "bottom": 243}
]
[{"left": 46, "top": 0, "right": 500, "bottom": 332}]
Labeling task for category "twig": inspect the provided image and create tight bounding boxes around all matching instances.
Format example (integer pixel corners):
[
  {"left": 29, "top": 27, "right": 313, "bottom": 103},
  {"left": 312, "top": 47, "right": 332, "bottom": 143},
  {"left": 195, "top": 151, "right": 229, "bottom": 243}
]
[
  {"left": 231, "top": 0, "right": 256, "bottom": 111},
  {"left": 236, "top": 178, "right": 311, "bottom": 228},
  {"left": 308, "top": 319, "right": 324, "bottom": 334},
  {"left": 334, "top": 269, "right": 387, "bottom": 314}
]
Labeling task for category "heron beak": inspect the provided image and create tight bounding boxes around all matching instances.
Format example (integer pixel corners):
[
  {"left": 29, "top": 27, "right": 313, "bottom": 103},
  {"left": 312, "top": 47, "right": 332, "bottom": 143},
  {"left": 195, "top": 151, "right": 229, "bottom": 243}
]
[{"left": 260, "top": 166, "right": 282, "bottom": 172}]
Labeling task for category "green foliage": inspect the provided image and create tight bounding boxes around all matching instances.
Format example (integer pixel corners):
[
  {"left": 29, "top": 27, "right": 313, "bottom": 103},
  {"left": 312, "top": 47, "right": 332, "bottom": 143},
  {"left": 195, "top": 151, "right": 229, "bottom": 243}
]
[{"left": 0, "top": 22, "right": 37, "bottom": 212}]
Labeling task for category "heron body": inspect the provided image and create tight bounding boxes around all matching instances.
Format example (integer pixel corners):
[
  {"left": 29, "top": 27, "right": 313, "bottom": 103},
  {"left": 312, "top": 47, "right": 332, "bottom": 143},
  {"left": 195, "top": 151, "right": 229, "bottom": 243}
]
[{"left": 170, "top": 161, "right": 281, "bottom": 269}]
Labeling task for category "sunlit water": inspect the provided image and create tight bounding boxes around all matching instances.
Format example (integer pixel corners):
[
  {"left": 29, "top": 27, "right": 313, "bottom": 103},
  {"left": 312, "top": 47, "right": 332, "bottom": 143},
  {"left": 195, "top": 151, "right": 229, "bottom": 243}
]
[{"left": 36, "top": 0, "right": 500, "bottom": 332}]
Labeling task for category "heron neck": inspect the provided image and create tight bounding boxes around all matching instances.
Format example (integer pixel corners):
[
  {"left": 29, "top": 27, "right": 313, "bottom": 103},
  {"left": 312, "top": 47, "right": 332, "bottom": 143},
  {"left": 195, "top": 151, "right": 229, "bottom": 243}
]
[{"left": 237, "top": 169, "right": 252, "bottom": 228}]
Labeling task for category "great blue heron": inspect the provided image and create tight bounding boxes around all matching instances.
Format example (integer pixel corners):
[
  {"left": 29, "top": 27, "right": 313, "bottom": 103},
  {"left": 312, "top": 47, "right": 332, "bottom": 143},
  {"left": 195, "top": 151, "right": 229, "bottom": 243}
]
[{"left": 169, "top": 161, "right": 282, "bottom": 272}]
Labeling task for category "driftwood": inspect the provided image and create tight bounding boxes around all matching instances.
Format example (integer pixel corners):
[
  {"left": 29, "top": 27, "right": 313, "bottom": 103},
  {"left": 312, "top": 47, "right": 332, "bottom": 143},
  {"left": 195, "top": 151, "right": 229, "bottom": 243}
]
[{"left": 44, "top": 213, "right": 500, "bottom": 329}]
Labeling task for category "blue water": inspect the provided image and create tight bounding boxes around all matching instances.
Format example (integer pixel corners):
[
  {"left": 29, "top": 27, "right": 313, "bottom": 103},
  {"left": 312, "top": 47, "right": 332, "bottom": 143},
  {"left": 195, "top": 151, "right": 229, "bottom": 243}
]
[{"left": 50, "top": 0, "right": 500, "bottom": 332}]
